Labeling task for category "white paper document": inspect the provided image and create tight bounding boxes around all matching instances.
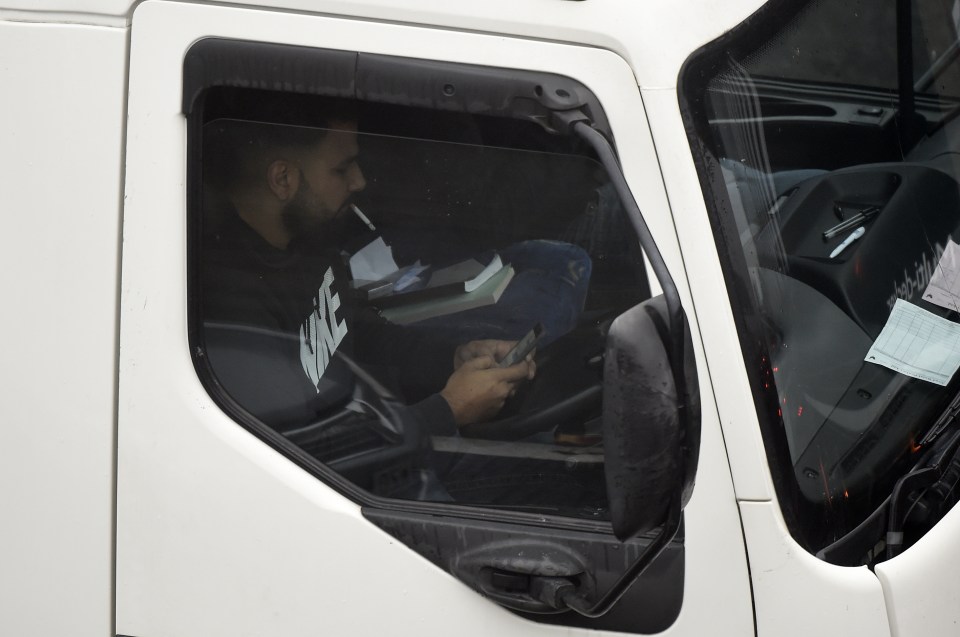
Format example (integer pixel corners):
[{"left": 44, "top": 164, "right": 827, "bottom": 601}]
[
  {"left": 348, "top": 237, "right": 400, "bottom": 282},
  {"left": 922, "top": 239, "right": 960, "bottom": 312},
  {"left": 865, "top": 298, "right": 960, "bottom": 385}
]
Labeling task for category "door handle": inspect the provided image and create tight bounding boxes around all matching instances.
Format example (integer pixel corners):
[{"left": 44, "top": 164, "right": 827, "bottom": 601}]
[
  {"left": 479, "top": 567, "right": 579, "bottom": 613},
  {"left": 451, "top": 540, "right": 594, "bottom": 614}
]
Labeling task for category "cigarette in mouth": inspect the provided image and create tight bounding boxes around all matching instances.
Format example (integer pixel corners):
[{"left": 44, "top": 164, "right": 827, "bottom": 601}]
[{"left": 350, "top": 204, "right": 376, "bottom": 231}]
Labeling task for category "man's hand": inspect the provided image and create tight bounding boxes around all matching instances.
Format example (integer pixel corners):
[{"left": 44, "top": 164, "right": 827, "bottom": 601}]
[
  {"left": 441, "top": 354, "right": 535, "bottom": 426},
  {"left": 453, "top": 339, "right": 535, "bottom": 375}
]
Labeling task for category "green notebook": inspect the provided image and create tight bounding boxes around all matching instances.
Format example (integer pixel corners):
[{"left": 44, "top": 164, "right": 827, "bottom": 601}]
[{"left": 379, "top": 265, "right": 515, "bottom": 325}]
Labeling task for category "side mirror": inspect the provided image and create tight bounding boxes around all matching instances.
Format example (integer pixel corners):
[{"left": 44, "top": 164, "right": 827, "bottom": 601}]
[
  {"left": 559, "top": 296, "right": 701, "bottom": 618},
  {"left": 603, "top": 295, "right": 701, "bottom": 541}
]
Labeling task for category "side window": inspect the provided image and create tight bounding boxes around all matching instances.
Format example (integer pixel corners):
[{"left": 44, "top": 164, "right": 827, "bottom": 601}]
[
  {"left": 682, "top": 0, "right": 960, "bottom": 563},
  {"left": 189, "top": 43, "right": 650, "bottom": 520}
]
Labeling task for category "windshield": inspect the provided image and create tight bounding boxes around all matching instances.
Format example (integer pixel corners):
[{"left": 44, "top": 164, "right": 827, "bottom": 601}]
[{"left": 683, "top": 0, "right": 960, "bottom": 561}]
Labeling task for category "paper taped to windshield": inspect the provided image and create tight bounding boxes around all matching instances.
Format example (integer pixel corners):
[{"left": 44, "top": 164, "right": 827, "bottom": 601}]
[{"left": 865, "top": 298, "right": 960, "bottom": 385}]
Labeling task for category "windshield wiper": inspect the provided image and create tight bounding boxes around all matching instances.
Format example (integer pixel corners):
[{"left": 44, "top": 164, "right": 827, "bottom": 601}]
[
  {"left": 886, "top": 428, "right": 960, "bottom": 559},
  {"left": 920, "top": 389, "right": 960, "bottom": 446}
]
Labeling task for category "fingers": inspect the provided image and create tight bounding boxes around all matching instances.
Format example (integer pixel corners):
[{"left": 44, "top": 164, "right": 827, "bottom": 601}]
[
  {"left": 460, "top": 339, "right": 521, "bottom": 361},
  {"left": 493, "top": 358, "right": 535, "bottom": 383},
  {"left": 460, "top": 354, "right": 497, "bottom": 371},
  {"left": 525, "top": 356, "right": 537, "bottom": 380},
  {"left": 455, "top": 340, "right": 504, "bottom": 369},
  {"left": 493, "top": 340, "right": 517, "bottom": 360},
  {"left": 453, "top": 344, "right": 467, "bottom": 370}
]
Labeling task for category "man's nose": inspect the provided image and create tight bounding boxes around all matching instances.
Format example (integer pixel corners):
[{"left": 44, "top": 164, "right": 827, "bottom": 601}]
[{"left": 349, "top": 164, "right": 366, "bottom": 192}]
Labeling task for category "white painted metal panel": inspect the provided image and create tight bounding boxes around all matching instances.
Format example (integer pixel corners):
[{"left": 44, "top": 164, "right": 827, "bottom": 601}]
[
  {"left": 0, "top": 1, "right": 130, "bottom": 27},
  {"left": 211, "top": 0, "right": 762, "bottom": 90},
  {"left": 875, "top": 501, "right": 960, "bottom": 637},
  {"left": 740, "top": 502, "right": 891, "bottom": 637},
  {"left": 6, "top": 0, "right": 768, "bottom": 89},
  {"left": 642, "top": 87, "right": 776, "bottom": 502},
  {"left": 0, "top": 19, "right": 126, "bottom": 637},
  {"left": 0, "top": 0, "right": 129, "bottom": 14},
  {"left": 117, "top": 2, "right": 752, "bottom": 636}
]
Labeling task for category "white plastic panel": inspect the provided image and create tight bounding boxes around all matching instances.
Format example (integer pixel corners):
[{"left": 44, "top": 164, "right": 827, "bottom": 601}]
[
  {"left": 874, "top": 501, "right": 960, "bottom": 637},
  {"left": 118, "top": 2, "right": 752, "bottom": 636},
  {"left": 0, "top": 19, "right": 126, "bottom": 637},
  {"left": 740, "top": 502, "right": 890, "bottom": 637}
]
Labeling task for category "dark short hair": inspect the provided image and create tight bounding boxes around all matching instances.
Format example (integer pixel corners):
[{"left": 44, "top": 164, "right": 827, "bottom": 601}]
[{"left": 202, "top": 92, "right": 358, "bottom": 190}]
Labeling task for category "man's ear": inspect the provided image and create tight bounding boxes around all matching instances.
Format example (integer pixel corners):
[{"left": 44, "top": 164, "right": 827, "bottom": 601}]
[{"left": 266, "top": 159, "right": 300, "bottom": 201}]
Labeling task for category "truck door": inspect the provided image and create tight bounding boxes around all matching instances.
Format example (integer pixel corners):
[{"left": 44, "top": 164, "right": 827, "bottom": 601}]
[{"left": 116, "top": 2, "right": 751, "bottom": 635}]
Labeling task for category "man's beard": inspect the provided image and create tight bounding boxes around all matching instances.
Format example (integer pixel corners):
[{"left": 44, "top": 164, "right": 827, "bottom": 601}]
[{"left": 282, "top": 179, "right": 351, "bottom": 252}]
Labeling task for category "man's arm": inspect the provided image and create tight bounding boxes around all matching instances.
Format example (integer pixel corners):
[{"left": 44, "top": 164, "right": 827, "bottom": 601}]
[{"left": 353, "top": 311, "right": 537, "bottom": 427}]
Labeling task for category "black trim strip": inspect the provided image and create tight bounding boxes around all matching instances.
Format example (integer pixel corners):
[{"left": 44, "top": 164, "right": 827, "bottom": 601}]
[
  {"left": 183, "top": 37, "right": 611, "bottom": 137},
  {"left": 182, "top": 38, "right": 356, "bottom": 114}
]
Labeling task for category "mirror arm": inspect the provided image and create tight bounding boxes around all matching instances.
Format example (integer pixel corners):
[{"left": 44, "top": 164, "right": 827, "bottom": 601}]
[
  {"left": 572, "top": 122, "right": 687, "bottom": 415},
  {"left": 561, "top": 121, "right": 690, "bottom": 617}
]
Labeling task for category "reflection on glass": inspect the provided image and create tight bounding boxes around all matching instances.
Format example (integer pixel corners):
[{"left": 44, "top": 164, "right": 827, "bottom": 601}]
[{"left": 197, "top": 116, "right": 650, "bottom": 520}]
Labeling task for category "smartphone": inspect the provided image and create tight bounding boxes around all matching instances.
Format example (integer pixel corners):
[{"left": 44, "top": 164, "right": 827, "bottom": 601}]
[{"left": 498, "top": 323, "right": 543, "bottom": 368}]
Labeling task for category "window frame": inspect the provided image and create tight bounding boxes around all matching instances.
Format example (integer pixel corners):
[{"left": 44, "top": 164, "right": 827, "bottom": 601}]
[
  {"left": 185, "top": 36, "right": 629, "bottom": 534},
  {"left": 678, "top": 0, "right": 834, "bottom": 551}
]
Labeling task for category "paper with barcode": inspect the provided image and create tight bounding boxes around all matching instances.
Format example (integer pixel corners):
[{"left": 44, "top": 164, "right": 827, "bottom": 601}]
[
  {"left": 923, "top": 239, "right": 960, "bottom": 312},
  {"left": 865, "top": 299, "right": 960, "bottom": 385}
]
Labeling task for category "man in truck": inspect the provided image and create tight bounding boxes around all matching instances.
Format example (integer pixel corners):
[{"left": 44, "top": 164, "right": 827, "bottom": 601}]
[{"left": 199, "top": 104, "right": 540, "bottom": 439}]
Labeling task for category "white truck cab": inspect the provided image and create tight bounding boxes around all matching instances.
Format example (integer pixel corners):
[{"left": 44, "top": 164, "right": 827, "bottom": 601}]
[{"left": 4, "top": 1, "right": 960, "bottom": 635}]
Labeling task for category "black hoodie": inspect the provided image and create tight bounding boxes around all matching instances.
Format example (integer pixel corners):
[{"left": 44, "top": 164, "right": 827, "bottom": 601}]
[{"left": 200, "top": 209, "right": 457, "bottom": 436}]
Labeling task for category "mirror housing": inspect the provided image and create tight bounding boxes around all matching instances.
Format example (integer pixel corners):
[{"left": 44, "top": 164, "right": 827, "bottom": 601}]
[{"left": 603, "top": 295, "right": 700, "bottom": 541}]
